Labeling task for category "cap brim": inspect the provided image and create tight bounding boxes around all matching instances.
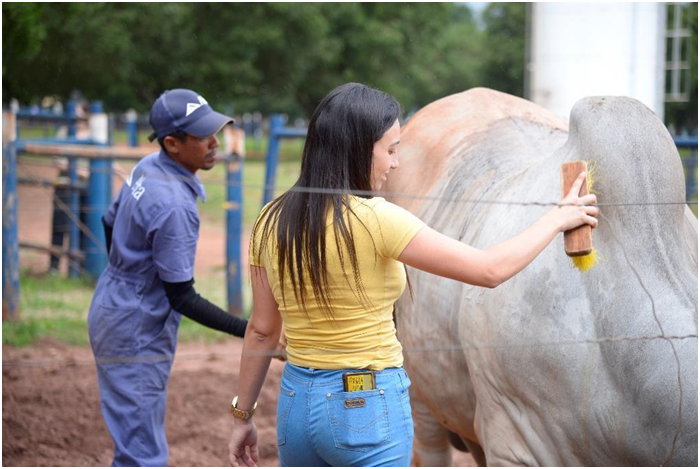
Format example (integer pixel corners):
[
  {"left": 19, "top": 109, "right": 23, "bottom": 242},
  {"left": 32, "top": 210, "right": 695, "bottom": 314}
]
[{"left": 182, "top": 111, "right": 234, "bottom": 138}]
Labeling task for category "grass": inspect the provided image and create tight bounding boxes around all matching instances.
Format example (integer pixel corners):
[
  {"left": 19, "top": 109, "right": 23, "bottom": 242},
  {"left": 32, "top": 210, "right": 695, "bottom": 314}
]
[
  {"left": 2, "top": 271, "right": 248, "bottom": 347},
  {"left": 3, "top": 274, "right": 94, "bottom": 346},
  {"left": 197, "top": 158, "right": 301, "bottom": 228}
]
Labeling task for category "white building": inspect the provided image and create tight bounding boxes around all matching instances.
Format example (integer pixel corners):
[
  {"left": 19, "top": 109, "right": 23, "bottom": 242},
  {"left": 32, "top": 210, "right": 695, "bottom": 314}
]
[{"left": 527, "top": 2, "right": 692, "bottom": 123}]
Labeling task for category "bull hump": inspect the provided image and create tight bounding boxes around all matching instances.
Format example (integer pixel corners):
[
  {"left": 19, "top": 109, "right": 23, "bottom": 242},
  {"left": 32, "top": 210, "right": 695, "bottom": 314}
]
[{"left": 389, "top": 87, "right": 567, "bottom": 211}]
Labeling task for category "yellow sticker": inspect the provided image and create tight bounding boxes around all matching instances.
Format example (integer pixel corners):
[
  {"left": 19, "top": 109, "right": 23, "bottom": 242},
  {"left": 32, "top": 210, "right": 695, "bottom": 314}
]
[{"left": 346, "top": 374, "right": 373, "bottom": 392}]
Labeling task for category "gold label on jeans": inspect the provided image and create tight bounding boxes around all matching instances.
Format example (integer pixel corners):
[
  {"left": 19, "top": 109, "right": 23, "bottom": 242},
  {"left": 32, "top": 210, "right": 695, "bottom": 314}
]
[{"left": 344, "top": 398, "right": 366, "bottom": 409}]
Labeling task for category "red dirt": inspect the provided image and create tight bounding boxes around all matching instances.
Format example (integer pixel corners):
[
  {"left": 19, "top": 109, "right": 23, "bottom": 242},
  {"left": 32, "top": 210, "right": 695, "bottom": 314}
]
[{"left": 2, "top": 339, "right": 475, "bottom": 467}]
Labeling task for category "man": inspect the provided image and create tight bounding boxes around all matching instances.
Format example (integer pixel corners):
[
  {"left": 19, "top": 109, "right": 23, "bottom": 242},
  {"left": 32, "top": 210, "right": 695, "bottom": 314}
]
[{"left": 88, "top": 89, "right": 248, "bottom": 466}]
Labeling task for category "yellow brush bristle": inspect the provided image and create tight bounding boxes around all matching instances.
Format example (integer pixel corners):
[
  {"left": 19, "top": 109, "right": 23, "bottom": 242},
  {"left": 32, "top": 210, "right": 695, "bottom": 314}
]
[
  {"left": 570, "top": 162, "right": 599, "bottom": 273},
  {"left": 571, "top": 248, "right": 598, "bottom": 272},
  {"left": 585, "top": 160, "right": 597, "bottom": 194}
]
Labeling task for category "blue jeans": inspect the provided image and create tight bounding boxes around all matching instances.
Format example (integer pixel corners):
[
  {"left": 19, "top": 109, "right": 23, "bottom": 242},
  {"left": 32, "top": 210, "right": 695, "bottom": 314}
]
[{"left": 277, "top": 362, "right": 414, "bottom": 467}]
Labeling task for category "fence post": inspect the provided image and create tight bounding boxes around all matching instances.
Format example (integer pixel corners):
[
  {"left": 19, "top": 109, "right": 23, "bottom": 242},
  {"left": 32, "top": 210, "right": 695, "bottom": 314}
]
[
  {"left": 85, "top": 101, "right": 111, "bottom": 279},
  {"left": 3, "top": 111, "right": 20, "bottom": 320},
  {"left": 67, "top": 157, "right": 81, "bottom": 277},
  {"left": 225, "top": 126, "right": 245, "bottom": 317}
]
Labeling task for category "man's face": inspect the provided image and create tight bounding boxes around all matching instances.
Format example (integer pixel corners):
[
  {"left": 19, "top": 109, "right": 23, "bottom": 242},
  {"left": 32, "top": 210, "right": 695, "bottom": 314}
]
[{"left": 165, "top": 133, "right": 219, "bottom": 173}]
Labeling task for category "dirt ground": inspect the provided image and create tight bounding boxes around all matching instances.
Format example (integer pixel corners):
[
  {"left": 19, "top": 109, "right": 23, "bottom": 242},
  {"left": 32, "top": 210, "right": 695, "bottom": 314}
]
[
  {"left": 2, "top": 339, "right": 283, "bottom": 466},
  {"left": 2, "top": 339, "right": 475, "bottom": 467}
]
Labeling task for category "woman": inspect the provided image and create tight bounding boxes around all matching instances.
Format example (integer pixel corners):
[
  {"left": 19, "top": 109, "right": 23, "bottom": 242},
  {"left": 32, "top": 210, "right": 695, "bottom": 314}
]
[{"left": 228, "top": 83, "right": 598, "bottom": 467}]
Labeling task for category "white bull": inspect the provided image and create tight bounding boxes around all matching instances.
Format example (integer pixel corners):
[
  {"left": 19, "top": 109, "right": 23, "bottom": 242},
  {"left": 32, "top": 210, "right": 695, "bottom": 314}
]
[{"left": 387, "top": 89, "right": 698, "bottom": 466}]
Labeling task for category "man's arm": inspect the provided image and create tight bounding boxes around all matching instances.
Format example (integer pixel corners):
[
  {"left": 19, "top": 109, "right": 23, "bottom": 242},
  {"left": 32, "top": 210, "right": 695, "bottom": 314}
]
[{"left": 162, "top": 279, "right": 247, "bottom": 337}]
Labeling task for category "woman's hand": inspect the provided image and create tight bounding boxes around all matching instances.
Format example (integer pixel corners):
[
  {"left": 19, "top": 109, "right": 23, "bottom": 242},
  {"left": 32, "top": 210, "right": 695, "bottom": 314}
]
[
  {"left": 548, "top": 171, "right": 599, "bottom": 232},
  {"left": 228, "top": 419, "right": 259, "bottom": 467}
]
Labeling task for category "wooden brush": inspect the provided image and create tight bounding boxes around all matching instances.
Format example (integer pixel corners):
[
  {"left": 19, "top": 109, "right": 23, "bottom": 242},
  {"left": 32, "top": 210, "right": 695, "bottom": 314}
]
[{"left": 561, "top": 161, "right": 593, "bottom": 257}]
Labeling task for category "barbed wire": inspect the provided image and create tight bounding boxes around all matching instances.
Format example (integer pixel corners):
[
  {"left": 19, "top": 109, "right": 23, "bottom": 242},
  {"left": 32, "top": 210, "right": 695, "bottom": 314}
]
[
  {"left": 16, "top": 156, "right": 698, "bottom": 208},
  {"left": 2, "top": 333, "right": 697, "bottom": 369}
]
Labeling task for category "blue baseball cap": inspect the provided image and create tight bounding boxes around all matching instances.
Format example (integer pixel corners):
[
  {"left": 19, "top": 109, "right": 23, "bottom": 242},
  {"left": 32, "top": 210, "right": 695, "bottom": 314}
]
[{"left": 148, "top": 89, "right": 234, "bottom": 142}]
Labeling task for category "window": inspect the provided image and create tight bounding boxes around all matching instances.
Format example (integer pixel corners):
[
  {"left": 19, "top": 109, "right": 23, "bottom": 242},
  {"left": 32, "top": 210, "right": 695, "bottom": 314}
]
[{"left": 665, "top": 3, "right": 692, "bottom": 102}]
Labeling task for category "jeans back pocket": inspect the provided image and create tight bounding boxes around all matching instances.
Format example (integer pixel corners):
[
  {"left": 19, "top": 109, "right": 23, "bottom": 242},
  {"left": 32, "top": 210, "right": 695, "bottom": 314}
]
[{"left": 326, "top": 389, "right": 390, "bottom": 452}]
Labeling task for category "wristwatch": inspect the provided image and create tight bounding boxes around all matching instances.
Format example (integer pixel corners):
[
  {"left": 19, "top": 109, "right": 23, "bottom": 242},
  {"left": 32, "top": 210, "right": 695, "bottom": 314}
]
[{"left": 231, "top": 396, "right": 258, "bottom": 420}]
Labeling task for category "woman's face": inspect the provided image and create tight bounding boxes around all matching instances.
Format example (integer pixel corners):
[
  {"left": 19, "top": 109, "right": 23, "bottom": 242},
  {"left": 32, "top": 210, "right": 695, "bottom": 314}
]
[{"left": 371, "top": 119, "right": 400, "bottom": 192}]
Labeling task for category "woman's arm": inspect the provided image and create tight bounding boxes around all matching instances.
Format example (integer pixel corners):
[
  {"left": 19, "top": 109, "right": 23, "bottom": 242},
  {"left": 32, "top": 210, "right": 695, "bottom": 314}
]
[
  {"left": 399, "top": 172, "right": 599, "bottom": 288},
  {"left": 235, "top": 266, "right": 282, "bottom": 408},
  {"left": 228, "top": 266, "right": 282, "bottom": 467}
]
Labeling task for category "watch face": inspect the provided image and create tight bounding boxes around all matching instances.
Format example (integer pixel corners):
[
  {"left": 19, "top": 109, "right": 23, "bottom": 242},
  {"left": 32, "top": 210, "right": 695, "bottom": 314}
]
[
  {"left": 231, "top": 396, "right": 252, "bottom": 420},
  {"left": 231, "top": 397, "right": 256, "bottom": 419}
]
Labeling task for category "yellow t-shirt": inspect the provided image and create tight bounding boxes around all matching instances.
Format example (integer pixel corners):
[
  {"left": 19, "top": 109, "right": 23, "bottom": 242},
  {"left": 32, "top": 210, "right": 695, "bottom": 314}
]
[{"left": 250, "top": 195, "right": 426, "bottom": 370}]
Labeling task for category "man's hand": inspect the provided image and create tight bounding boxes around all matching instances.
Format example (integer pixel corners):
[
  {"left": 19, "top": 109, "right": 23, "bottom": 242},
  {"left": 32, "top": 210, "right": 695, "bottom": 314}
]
[{"left": 272, "top": 331, "right": 287, "bottom": 362}]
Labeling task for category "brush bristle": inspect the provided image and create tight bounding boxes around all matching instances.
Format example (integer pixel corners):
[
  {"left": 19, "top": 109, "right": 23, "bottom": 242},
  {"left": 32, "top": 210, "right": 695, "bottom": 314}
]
[
  {"left": 571, "top": 248, "right": 598, "bottom": 272},
  {"left": 585, "top": 161, "right": 596, "bottom": 194}
]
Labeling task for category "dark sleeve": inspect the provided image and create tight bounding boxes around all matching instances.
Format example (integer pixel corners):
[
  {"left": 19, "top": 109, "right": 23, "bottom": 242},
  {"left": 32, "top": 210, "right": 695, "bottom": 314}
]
[
  {"left": 102, "top": 216, "right": 113, "bottom": 255},
  {"left": 162, "top": 279, "right": 248, "bottom": 338}
]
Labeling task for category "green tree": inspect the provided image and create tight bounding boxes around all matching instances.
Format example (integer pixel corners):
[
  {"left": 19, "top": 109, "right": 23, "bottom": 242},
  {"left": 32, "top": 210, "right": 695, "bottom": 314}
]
[
  {"left": 2, "top": 3, "right": 484, "bottom": 115},
  {"left": 480, "top": 2, "right": 526, "bottom": 97}
]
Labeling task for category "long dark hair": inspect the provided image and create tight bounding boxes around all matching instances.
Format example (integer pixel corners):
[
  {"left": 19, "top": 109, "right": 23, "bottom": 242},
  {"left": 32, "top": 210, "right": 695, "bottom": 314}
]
[{"left": 252, "top": 83, "right": 402, "bottom": 315}]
